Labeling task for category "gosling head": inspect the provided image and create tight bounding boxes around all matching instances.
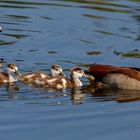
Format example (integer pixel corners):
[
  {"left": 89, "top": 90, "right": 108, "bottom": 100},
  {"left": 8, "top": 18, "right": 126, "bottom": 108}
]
[
  {"left": 7, "top": 64, "right": 21, "bottom": 76},
  {"left": 70, "top": 67, "right": 87, "bottom": 79},
  {"left": 51, "top": 64, "right": 65, "bottom": 77}
]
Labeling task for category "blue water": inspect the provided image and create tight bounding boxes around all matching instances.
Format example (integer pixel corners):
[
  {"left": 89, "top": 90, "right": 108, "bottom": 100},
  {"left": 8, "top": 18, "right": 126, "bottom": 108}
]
[{"left": 0, "top": 0, "right": 140, "bottom": 139}]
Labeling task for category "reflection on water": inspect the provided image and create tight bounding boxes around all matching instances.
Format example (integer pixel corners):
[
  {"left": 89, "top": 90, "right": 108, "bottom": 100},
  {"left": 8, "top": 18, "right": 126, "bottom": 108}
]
[
  {"left": 2, "top": 82, "right": 140, "bottom": 104},
  {"left": 1, "top": 0, "right": 140, "bottom": 140}
]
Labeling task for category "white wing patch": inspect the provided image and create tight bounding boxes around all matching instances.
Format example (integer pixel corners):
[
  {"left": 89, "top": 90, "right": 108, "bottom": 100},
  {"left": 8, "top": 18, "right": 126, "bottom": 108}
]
[
  {"left": 62, "top": 78, "right": 67, "bottom": 88},
  {"left": 41, "top": 73, "right": 46, "bottom": 79},
  {"left": 56, "top": 84, "right": 63, "bottom": 89},
  {"left": 47, "top": 78, "right": 57, "bottom": 83},
  {"left": 25, "top": 74, "right": 35, "bottom": 79}
]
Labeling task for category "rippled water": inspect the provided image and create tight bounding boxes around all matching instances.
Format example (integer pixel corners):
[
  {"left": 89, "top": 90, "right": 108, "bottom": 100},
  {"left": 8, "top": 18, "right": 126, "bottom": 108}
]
[{"left": 0, "top": 0, "right": 140, "bottom": 139}]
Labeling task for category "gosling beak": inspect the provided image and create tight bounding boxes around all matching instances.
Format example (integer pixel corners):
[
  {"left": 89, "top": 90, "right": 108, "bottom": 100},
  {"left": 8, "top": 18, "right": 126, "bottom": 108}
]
[
  {"left": 59, "top": 71, "right": 65, "bottom": 77},
  {"left": 14, "top": 70, "right": 21, "bottom": 76},
  {"left": 83, "top": 73, "right": 95, "bottom": 81}
]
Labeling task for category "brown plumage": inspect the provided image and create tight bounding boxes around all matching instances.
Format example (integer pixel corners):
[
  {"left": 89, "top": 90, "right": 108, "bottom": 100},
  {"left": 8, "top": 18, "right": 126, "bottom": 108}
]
[
  {"left": 19, "top": 64, "right": 65, "bottom": 84},
  {"left": 22, "top": 67, "right": 95, "bottom": 89},
  {"left": 0, "top": 64, "right": 20, "bottom": 84},
  {"left": 86, "top": 64, "right": 140, "bottom": 90}
]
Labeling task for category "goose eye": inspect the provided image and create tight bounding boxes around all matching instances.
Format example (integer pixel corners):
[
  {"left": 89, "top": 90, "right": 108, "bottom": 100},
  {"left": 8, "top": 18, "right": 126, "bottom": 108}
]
[{"left": 77, "top": 70, "right": 82, "bottom": 73}]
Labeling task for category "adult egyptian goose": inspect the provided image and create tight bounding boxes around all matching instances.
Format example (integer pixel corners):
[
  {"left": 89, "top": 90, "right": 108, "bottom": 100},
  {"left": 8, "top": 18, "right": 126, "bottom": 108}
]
[
  {"left": 19, "top": 64, "right": 65, "bottom": 84},
  {"left": 0, "top": 64, "right": 20, "bottom": 84},
  {"left": 86, "top": 63, "right": 140, "bottom": 90},
  {"left": 25, "top": 67, "right": 94, "bottom": 89}
]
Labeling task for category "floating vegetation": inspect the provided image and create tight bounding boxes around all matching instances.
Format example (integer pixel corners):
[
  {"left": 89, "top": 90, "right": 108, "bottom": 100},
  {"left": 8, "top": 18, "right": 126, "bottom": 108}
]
[
  {"left": 41, "top": 16, "right": 52, "bottom": 20},
  {"left": 28, "top": 50, "right": 38, "bottom": 52},
  {"left": 83, "top": 14, "right": 105, "bottom": 19},
  {"left": 114, "top": 49, "right": 140, "bottom": 58},
  {"left": 0, "top": 40, "right": 17, "bottom": 45},
  {"left": 6, "top": 14, "right": 30, "bottom": 19},
  {"left": 87, "top": 51, "right": 101, "bottom": 56},
  {"left": 7, "top": 28, "right": 41, "bottom": 33},
  {"left": 122, "top": 52, "right": 140, "bottom": 58},
  {"left": 14, "top": 59, "right": 24, "bottom": 62},
  {"left": 113, "top": 50, "right": 123, "bottom": 56},
  {"left": 34, "top": 62, "right": 48, "bottom": 66},
  {"left": 58, "top": 59, "right": 91, "bottom": 67},
  {"left": 48, "top": 51, "right": 58, "bottom": 54},
  {"left": 3, "top": 33, "right": 29, "bottom": 39},
  {"left": 80, "top": 39, "right": 94, "bottom": 44},
  {"left": 95, "top": 30, "right": 114, "bottom": 35}
]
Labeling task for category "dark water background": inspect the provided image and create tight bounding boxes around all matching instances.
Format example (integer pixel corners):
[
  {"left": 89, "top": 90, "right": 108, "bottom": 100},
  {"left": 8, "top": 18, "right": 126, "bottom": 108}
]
[{"left": 0, "top": 0, "right": 140, "bottom": 139}]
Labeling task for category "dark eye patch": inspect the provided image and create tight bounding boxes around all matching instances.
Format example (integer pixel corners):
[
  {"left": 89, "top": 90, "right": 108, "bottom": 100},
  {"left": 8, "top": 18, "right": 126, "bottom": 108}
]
[
  {"left": 55, "top": 68, "right": 59, "bottom": 71},
  {"left": 77, "top": 70, "right": 82, "bottom": 73}
]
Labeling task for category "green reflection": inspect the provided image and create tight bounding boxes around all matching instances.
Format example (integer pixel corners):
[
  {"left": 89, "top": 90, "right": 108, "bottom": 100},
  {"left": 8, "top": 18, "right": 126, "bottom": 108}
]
[
  {"left": 6, "top": 15, "right": 30, "bottom": 19},
  {"left": 129, "top": 0, "right": 140, "bottom": 2},
  {"left": 96, "top": 30, "right": 114, "bottom": 35},
  {"left": 0, "top": 40, "right": 17, "bottom": 45},
  {"left": 82, "top": 5, "right": 130, "bottom": 13},
  {"left": 87, "top": 51, "right": 101, "bottom": 56},
  {"left": 83, "top": 14, "right": 105, "bottom": 19},
  {"left": 0, "top": 0, "right": 72, "bottom": 8},
  {"left": 3, "top": 33, "right": 29, "bottom": 39},
  {"left": 0, "top": 5, "right": 36, "bottom": 9},
  {"left": 58, "top": 59, "right": 91, "bottom": 67},
  {"left": 48, "top": 51, "right": 58, "bottom": 54},
  {"left": 114, "top": 49, "right": 140, "bottom": 58},
  {"left": 59, "top": 0, "right": 130, "bottom": 8}
]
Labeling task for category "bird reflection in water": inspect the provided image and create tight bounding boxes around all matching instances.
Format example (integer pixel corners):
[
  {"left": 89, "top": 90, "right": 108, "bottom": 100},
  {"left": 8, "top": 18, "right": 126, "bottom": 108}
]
[
  {"left": 6, "top": 83, "right": 20, "bottom": 99},
  {"left": 90, "top": 87, "right": 140, "bottom": 103},
  {"left": 71, "top": 88, "right": 86, "bottom": 105},
  {"left": 70, "top": 84, "right": 140, "bottom": 104}
]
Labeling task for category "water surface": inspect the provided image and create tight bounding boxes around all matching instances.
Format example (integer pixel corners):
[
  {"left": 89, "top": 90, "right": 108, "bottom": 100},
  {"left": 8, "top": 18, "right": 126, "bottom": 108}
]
[{"left": 0, "top": 0, "right": 140, "bottom": 139}]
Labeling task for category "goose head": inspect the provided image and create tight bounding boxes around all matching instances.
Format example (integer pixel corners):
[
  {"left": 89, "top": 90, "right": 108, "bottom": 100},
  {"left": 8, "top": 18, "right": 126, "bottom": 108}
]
[{"left": 51, "top": 64, "right": 65, "bottom": 77}]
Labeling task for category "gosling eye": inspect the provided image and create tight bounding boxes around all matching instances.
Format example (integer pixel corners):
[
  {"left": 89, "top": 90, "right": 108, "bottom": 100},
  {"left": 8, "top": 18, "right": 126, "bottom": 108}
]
[
  {"left": 78, "top": 70, "right": 83, "bottom": 73},
  {"left": 55, "top": 68, "right": 59, "bottom": 71},
  {"left": 10, "top": 67, "right": 14, "bottom": 69}
]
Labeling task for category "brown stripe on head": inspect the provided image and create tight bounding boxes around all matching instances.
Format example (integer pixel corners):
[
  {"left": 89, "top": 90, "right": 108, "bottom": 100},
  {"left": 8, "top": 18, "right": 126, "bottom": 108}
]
[
  {"left": 70, "top": 67, "right": 83, "bottom": 73},
  {"left": 51, "top": 64, "right": 61, "bottom": 70},
  {"left": 7, "top": 64, "right": 17, "bottom": 69}
]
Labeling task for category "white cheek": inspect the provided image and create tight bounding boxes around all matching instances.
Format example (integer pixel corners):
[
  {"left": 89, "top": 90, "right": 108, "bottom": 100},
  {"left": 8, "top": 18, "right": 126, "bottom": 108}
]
[
  {"left": 74, "top": 72, "right": 82, "bottom": 78},
  {"left": 15, "top": 67, "right": 18, "bottom": 71},
  {"left": 9, "top": 68, "right": 14, "bottom": 72}
]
